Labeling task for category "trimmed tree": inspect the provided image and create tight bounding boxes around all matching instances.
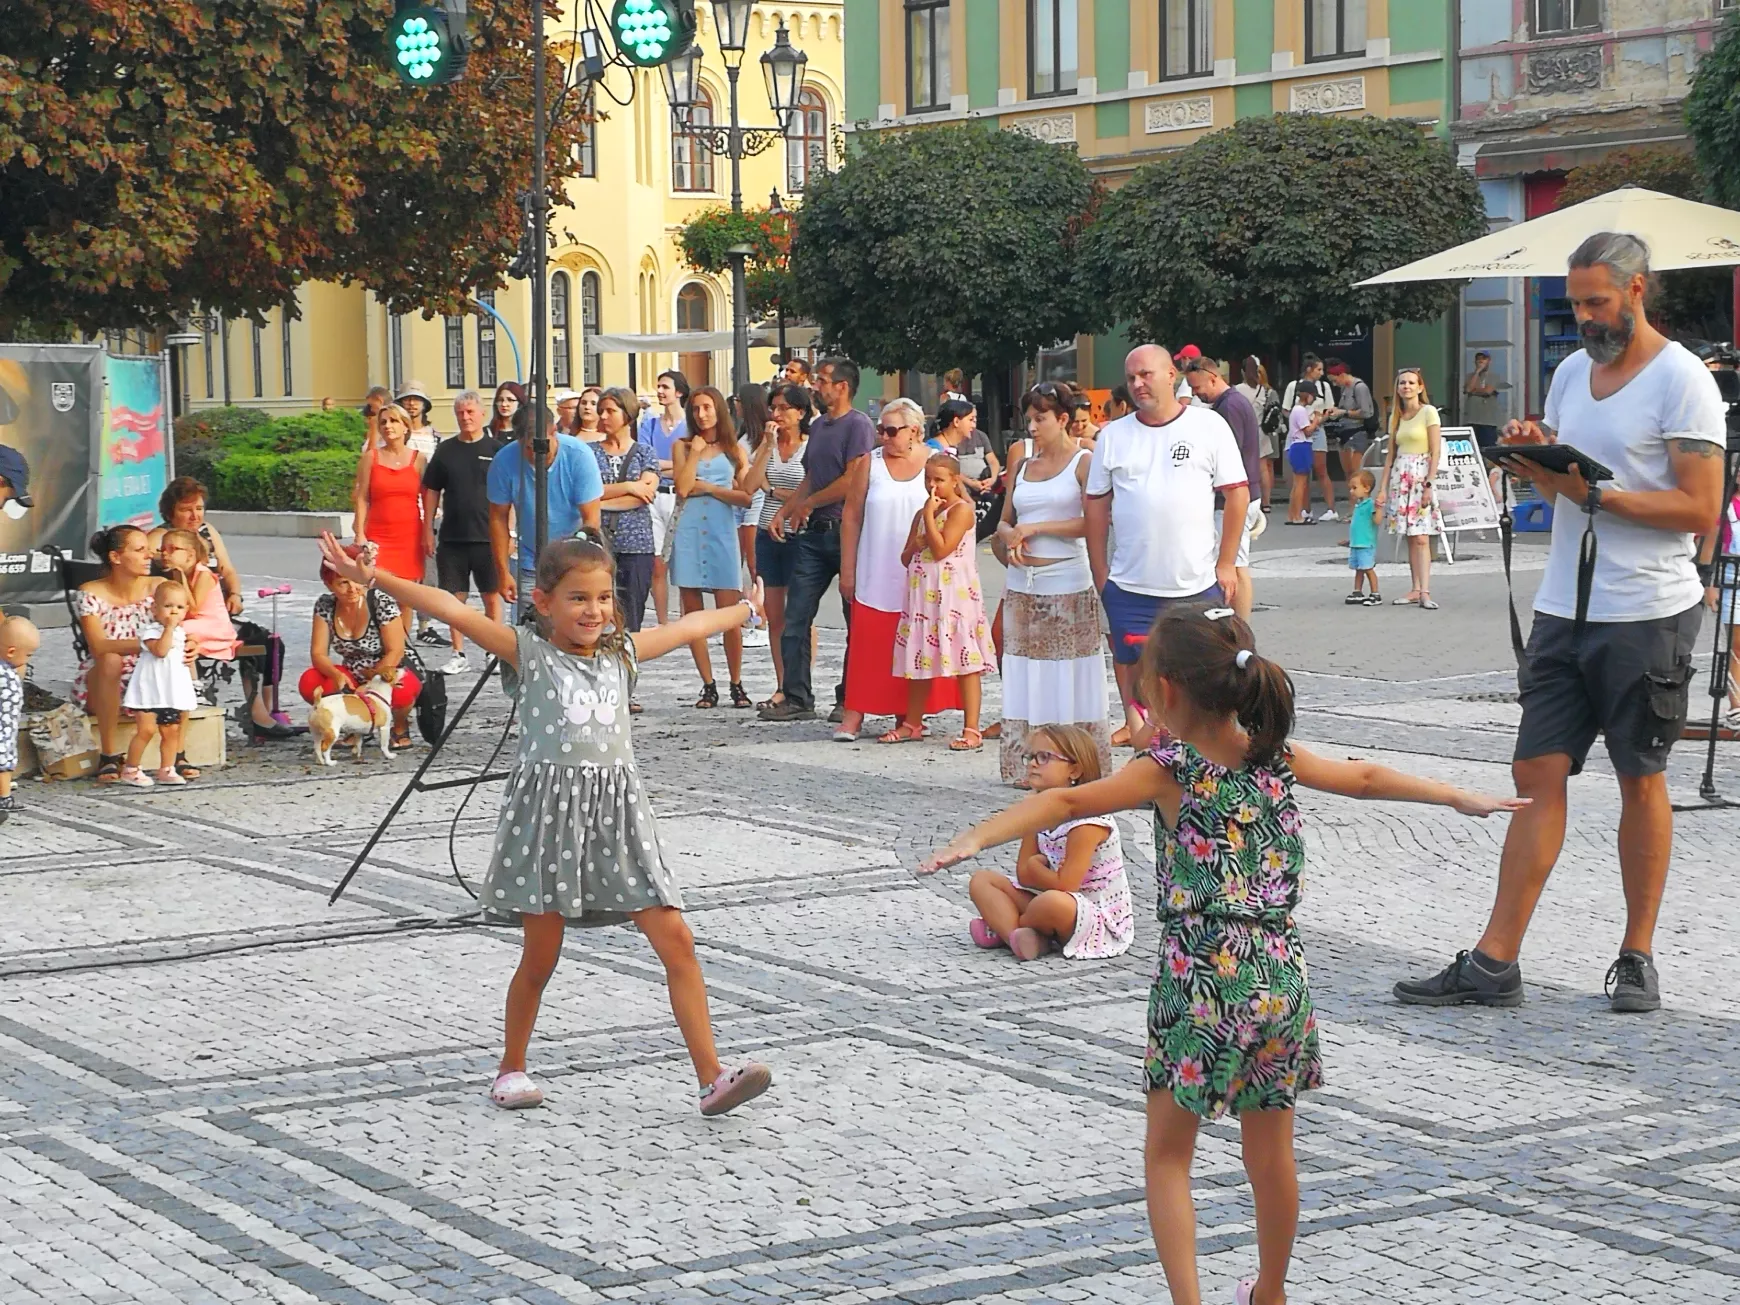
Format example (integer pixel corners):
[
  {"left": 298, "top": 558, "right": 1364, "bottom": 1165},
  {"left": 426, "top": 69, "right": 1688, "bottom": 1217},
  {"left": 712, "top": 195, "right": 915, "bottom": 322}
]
[
  {"left": 1555, "top": 147, "right": 1729, "bottom": 340},
  {"left": 0, "top": 0, "right": 583, "bottom": 336},
  {"left": 1078, "top": 113, "right": 1487, "bottom": 362},
  {"left": 1688, "top": 16, "right": 1740, "bottom": 212},
  {"left": 788, "top": 124, "right": 1104, "bottom": 391}
]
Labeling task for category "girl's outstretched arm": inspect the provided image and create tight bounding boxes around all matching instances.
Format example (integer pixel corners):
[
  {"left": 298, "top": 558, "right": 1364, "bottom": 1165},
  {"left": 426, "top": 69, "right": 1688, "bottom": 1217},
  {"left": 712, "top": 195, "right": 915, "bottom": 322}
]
[
  {"left": 1287, "top": 745, "right": 1529, "bottom": 817},
  {"left": 920, "top": 757, "right": 1169, "bottom": 874},
  {"left": 314, "top": 533, "right": 519, "bottom": 667},
  {"left": 633, "top": 579, "right": 764, "bottom": 663}
]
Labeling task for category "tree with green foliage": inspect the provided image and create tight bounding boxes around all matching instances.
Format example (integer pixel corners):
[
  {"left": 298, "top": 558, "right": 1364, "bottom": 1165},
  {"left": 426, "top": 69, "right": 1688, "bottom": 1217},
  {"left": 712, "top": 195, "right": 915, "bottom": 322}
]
[
  {"left": 1079, "top": 113, "right": 1487, "bottom": 362},
  {"left": 788, "top": 125, "right": 1104, "bottom": 385},
  {"left": 675, "top": 206, "right": 794, "bottom": 320},
  {"left": 1555, "top": 147, "right": 1730, "bottom": 341},
  {"left": 1688, "top": 16, "right": 1740, "bottom": 213},
  {"left": 0, "top": 0, "right": 583, "bottom": 337}
]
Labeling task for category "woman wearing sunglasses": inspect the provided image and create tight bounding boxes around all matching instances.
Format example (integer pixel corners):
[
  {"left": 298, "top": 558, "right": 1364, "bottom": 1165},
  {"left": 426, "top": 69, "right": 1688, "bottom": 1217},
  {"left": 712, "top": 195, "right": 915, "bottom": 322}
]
[{"left": 836, "top": 398, "right": 959, "bottom": 741}]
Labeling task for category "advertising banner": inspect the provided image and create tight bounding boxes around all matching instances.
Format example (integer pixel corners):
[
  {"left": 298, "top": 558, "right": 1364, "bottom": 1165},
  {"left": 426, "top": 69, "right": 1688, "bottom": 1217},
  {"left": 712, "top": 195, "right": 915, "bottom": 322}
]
[
  {"left": 0, "top": 344, "right": 104, "bottom": 603},
  {"left": 1433, "top": 428, "right": 1502, "bottom": 534},
  {"left": 99, "top": 355, "right": 171, "bottom": 529}
]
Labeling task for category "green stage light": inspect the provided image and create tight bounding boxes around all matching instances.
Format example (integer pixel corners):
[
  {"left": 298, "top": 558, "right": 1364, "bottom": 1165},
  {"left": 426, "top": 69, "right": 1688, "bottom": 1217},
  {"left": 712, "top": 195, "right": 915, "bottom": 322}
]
[
  {"left": 610, "top": 0, "right": 694, "bottom": 68},
  {"left": 387, "top": 5, "right": 464, "bottom": 85}
]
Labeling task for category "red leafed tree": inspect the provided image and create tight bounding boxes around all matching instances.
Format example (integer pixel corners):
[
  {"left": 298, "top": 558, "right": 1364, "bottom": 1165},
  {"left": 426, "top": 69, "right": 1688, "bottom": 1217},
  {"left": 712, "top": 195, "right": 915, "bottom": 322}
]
[{"left": 0, "top": 0, "right": 584, "bottom": 335}]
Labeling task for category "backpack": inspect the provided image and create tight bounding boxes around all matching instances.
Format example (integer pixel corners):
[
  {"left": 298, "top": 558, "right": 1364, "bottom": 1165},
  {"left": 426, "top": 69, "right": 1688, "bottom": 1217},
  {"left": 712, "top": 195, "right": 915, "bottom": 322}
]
[{"left": 400, "top": 642, "right": 449, "bottom": 745}]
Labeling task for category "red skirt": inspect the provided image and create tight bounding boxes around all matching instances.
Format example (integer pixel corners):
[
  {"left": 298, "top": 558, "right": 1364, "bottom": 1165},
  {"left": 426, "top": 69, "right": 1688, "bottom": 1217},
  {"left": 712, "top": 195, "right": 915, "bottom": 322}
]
[{"left": 844, "top": 601, "right": 961, "bottom": 717}]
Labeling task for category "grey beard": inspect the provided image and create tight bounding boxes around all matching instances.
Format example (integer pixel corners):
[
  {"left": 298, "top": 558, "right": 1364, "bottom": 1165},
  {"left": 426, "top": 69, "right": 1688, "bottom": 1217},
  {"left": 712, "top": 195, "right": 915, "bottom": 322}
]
[{"left": 1581, "top": 311, "right": 1634, "bottom": 365}]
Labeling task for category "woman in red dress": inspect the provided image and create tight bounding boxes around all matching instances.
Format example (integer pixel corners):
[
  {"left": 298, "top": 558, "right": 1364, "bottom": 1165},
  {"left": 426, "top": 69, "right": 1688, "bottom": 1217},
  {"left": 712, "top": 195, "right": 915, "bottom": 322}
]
[{"left": 352, "top": 402, "right": 428, "bottom": 639}]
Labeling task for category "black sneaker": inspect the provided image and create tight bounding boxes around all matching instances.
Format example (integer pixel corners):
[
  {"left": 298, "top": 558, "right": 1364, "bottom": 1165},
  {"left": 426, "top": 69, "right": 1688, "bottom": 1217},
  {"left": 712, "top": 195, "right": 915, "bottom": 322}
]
[
  {"left": 758, "top": 699, "right": 816, "bottom": 722},
  {"left": 417, "top": 624, "right": 447, "bottom": 647},
  {"left": 1364, "top": 593, "right": 1385, "bottom": 606},
  {"left": 1394, "top": 949, "right": 1524, "bottom": 1007},
  {"left": 827, "top": 703, "right": 845, "bottom": 724},
  {"left": 0, "top": 794, "right": 13, "bottom": 825},
  {"left": 1344, "top": 591, "right": 1367, "bottom": 605},
  {"left": 1605, "top": 949, "right": 1661, "bottom": 1013}
]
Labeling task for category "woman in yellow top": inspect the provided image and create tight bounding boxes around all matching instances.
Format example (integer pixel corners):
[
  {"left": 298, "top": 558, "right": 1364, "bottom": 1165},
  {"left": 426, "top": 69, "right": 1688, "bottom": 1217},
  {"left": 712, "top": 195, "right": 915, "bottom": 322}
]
[{"left": 1374, "top": 367, "right": 1444, "bottom": 609}]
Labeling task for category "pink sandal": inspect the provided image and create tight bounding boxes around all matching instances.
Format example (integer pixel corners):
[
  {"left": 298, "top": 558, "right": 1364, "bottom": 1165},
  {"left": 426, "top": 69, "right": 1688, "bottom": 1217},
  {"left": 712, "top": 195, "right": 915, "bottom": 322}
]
[
  {"left": 876, "top": 722, "right": 926, "bottom": 744},
  {"left": 1008, "top": 927, "right": 1049, "bottom": 961},
  {"left": 489, "top": 1071, "right": 544, "bottom": 1110},
  {"left": 969, "top": 919, "right": 1004, "bottom": 949},
  {"left": 949, "top": 727, "right": 984, "bottom": 752},
  {"left": 699, "top": 1061, "right": 772, "bottom": 1117}
]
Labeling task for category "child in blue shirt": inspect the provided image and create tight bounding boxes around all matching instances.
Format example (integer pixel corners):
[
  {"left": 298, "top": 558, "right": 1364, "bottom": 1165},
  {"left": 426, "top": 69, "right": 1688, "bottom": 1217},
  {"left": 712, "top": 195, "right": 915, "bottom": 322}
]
[{"left": 1345, "top": 469, "right": 1381, "bottom": 605}]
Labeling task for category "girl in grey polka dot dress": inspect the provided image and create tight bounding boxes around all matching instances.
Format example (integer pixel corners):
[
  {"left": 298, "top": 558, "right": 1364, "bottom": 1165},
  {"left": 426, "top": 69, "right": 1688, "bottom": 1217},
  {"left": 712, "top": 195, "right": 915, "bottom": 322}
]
[{"left": 316, "top": 530, "right": 773, "bottom": 1118}]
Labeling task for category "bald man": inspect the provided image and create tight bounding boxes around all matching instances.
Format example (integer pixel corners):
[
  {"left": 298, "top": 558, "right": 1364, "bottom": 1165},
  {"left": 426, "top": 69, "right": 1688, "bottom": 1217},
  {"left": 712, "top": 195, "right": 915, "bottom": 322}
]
[{"left": 1086, "top": 344, "right": 1251, "bottom": 739}]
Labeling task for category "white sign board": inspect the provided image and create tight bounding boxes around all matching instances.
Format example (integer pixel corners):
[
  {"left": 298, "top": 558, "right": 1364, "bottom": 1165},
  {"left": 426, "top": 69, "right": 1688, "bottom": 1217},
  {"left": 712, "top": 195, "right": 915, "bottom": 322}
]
[{"left": 1432, "top": 429, "right": 1501, "bottom": 533}]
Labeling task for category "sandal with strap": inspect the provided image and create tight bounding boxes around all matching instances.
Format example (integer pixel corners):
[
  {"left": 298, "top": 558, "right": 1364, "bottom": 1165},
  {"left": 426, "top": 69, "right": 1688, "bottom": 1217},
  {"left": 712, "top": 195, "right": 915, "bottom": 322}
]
[
  {"left": 174, "top": 753, "right": 201, "bottom": 781},
  {"left": 876, "top": 722, "right": 926, "bottom": 744},
  {"left": 694, "top": 681, "right": 719, "bottom": 709},
  {"left": 756, "top": 692, "right": 785, "bottom": 711},
  {"left": 390, "top": 727, "right": 413, "bottom": 750},
  {"left": 729, "top": 681, "right": 751, "bottom": 708},
  {"left": 93, "top": 753, "right": 123, "bottom": 784},
  {"left": 489, "top": 1071, "right": 544, "bottom": 1110},
  {"left": 949, "top": 727, "right": 985, "bottom": 752}
]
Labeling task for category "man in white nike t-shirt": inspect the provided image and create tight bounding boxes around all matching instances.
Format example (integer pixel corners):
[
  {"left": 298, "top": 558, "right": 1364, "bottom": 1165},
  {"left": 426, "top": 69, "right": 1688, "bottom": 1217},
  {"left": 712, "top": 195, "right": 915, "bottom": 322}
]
[
  {"left": 1086, "top": 344, "right": 1249, "bottom": 739},
  {"left": 1396, "top": 231, "right": 1727, "bottom": 1016}
]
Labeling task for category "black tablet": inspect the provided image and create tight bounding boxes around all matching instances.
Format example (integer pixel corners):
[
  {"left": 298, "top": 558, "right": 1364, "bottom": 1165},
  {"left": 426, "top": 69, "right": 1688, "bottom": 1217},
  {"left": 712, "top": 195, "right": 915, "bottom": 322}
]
[{"left": 1481, "top": 443, "right": 1615, "bottom": 483}]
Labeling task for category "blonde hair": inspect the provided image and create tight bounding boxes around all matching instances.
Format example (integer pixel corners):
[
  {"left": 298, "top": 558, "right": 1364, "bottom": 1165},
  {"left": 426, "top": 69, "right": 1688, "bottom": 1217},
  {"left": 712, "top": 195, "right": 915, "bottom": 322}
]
[
  {"left": 376, "top": 403, "right": 413, "bottom": 442},
  {"left": 160, "top": 528, "right": 206, "bottom": 566},
  {"left": 1389, "top": 368, "right": 1429, "bottom": 436},
  {"left": 1348, "top": 468, "right": 1376, "bottom": 493},
  {"left": 1029, "top": 724, "right": 1104, "bottom": 785},
  {"left": 152, "top": 579, "right": 191, "bottom": 610}
]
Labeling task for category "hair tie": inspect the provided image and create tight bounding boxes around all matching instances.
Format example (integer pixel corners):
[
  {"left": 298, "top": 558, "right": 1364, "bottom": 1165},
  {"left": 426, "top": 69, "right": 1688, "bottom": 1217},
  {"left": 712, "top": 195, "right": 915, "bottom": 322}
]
[{"left": 1235, "top": 649, "right": 1254, "bottom": 669}]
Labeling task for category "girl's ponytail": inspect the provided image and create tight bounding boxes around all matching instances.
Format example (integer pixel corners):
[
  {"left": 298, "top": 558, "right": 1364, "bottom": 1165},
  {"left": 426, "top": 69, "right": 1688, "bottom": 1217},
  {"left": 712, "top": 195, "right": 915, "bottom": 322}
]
[{"left": 1235, "top": 649, "right": 1296, "bottom": 768}]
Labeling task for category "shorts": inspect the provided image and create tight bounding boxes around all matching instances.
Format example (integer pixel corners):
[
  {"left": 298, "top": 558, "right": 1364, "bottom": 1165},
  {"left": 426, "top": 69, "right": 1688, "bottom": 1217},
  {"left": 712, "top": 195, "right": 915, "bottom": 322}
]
[
  {"left": 1514, "top": 603, "right": 1702, "bottom": 777},
  {"left": 755, "top": 528, "right": 800, "bottom": 587},
  {"left": 1286, "top": 442, "right": 1314, "bottom": 475},
  {"left": 1214, "top": 508, "right": 1251, "bottom": 569},
  {"left": 436, "top": 541, "right": 499, "bottom": 595},
  {"left": 132, "top": 708, "right": 184, "bottom": 726},
  {"left": 1100, "top": 580, "right": 1224, "bottom": 665},
  {"left": 1348, "top": 546, "right": 1376, "bottom": 571},
  {"left": 1331, "top": 424, "right": 1372, "bottom": 454},
  {"left": 1259, "top": 430, "right": 1279, "bottom": 460},
  {"left": 650, "top": 489, "right": 677, "bottom": 555},
  {"left": 1311, "top": 429, "right": 1328, "bottom": 454}
]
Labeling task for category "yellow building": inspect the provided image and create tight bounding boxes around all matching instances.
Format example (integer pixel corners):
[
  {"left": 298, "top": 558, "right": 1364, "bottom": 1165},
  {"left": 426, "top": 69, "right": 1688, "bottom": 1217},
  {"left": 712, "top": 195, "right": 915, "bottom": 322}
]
[{"left": 187, "top": 3, "right": 844, "bottom": 419}]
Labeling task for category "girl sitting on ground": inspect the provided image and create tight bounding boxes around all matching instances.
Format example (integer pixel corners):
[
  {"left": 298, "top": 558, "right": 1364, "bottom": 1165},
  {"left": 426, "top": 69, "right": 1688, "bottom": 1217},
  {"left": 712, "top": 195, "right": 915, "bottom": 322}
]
[
  {"left": 888, "top": 454, "right": 997, "bottom": 750},
  {"left": 314, "top": 528, "right": 774, "bottom": 1118},
  {"left": 923, "top": 605, "right": 1524, "bottom": 1305},
  {"left": 966, "top": 723, "right": 1133, "bottom": 961}
]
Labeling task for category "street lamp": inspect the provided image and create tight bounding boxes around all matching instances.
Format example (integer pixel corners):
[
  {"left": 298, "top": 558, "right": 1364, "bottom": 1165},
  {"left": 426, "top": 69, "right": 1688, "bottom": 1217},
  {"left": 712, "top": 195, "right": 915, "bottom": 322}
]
[
  {"left": 769, "top": 188, "right": 788, "bottom": 363},
  {"left": 673, "top": 14, "right": 808, "bottom": 392}
]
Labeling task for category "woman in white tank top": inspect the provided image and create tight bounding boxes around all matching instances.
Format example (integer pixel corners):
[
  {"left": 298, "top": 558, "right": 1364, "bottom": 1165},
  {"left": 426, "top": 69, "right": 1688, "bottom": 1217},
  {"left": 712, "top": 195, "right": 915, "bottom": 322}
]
[
  {"left": 837, "top": 401, "right": 962, "bottom": 739},
  {"left": 994, "top": 388, "right": 1109, "bottom": 784}
]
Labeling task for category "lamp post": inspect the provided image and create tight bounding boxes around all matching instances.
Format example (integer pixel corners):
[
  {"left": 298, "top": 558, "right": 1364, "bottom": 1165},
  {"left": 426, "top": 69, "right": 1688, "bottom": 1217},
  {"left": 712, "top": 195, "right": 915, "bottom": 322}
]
[
  {"left": 664, "top": 6, "right": 807, "bottom": 392},
  {"left": 769, "top": 187, "right": 788, "bottom": 364}
]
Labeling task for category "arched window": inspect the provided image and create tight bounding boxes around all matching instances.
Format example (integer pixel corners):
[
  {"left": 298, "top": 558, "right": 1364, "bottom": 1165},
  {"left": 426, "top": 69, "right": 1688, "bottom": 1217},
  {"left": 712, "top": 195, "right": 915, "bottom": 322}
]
[
  {"left": 550, "top": 271, "right": 572, "bottom": 387},
  {"left": 672, "top": 89, "right": 715, "bottom": 192},
  {"left": 581, "top": 271, "right": 602, "bottom": 386},
  {"left": 785, "top": 88, "right": 828, "bottom": 193},
  {"left": 676, "top": 282, "right": 711, "bottom": 388}
]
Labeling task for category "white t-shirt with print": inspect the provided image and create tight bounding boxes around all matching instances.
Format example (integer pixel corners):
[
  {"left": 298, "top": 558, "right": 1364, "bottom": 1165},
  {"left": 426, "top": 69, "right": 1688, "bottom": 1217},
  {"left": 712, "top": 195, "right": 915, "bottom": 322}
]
[
  {"left": 1537, "top": 341, "right": 1726, "bottom": 623},
  {"left": 1087, "top": 406, "right": 1247, "bottom": 597}
]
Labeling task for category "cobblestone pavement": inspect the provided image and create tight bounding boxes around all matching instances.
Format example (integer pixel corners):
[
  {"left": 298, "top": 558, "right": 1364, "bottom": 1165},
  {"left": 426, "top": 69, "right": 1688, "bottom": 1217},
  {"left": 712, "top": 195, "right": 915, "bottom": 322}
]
[{"left": 4, "top": 537, "right": 1739, "bottom": 1304}]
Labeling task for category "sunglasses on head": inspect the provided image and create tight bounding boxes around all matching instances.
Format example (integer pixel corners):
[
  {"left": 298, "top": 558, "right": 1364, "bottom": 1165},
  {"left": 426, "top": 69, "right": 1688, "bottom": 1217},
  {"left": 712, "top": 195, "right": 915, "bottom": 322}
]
[{"left": 1030, "top": 382, "right": 1063, "bottom": 398}]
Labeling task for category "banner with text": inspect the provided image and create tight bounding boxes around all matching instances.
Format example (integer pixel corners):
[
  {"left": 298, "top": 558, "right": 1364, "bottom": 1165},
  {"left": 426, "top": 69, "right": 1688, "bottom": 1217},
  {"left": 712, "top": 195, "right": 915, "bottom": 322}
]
[
  {"left": 0, "top": 344, "right": 104, "bottom": 603},
  {"left": 99, "top": 355, "right": 170, "bottom": 529},
  {"left": 1433, "top": 429, "right": 1501, "bottom": 534}
]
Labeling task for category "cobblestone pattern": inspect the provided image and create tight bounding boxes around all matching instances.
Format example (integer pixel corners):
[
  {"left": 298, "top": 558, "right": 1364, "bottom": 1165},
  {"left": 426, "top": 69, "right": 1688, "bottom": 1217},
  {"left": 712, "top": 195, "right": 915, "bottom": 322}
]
[{"left": 2, "top": 615, "right": 1739, "bottom": 1304}]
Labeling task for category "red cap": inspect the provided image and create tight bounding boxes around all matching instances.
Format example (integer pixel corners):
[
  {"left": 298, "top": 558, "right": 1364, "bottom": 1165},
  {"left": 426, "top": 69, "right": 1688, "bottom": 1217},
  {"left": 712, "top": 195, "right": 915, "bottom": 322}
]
[
  {"left": 1326, "top": 362, "right": 1350, "bottom": 376},
  {"left": 1174, "top": 344, "right": 1202, "bottom": 361}
]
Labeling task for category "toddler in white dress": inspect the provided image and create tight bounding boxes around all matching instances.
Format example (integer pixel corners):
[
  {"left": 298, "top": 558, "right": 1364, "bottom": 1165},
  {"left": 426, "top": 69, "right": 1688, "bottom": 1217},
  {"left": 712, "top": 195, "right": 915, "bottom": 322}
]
[{"left": 120, "top": 580, "right": 199, "bottom": 788}]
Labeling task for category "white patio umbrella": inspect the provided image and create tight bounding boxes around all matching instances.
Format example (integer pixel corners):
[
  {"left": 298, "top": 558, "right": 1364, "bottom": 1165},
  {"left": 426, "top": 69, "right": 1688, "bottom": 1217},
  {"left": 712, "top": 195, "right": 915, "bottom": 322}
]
[{"left": 1356, "top": 186, "right": 1740, "bottom": 284}]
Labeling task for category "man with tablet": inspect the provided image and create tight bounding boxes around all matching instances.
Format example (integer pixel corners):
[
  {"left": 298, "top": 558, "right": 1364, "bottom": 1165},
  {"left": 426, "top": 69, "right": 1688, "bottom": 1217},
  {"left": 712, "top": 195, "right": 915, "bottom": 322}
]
[{"left": 1396, "top": 231, "right": 1727, "bottom": 1015}]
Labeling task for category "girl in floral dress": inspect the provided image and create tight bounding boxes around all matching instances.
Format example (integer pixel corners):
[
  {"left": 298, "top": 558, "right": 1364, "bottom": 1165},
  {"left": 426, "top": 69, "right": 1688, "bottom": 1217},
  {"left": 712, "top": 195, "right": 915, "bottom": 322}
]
[
  {"left": 924, "top": 606, "right": 1524, "bottom": 1305},
  {"left": 889, "top": 454, "right": 997, "bottom": 750},
  {"left": 966, "top": 723, "right": 1133, "bottom": 961}
]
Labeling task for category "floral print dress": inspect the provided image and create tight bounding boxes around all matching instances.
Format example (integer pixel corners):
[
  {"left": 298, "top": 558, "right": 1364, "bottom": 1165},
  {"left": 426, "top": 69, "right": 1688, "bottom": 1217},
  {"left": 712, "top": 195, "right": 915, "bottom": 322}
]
[
  {"left": 1144, "top": 737, "right": 1322, "bottom": 1120},
  {"left": 71, "top": 588, "right": 155, "bottom": 710}
]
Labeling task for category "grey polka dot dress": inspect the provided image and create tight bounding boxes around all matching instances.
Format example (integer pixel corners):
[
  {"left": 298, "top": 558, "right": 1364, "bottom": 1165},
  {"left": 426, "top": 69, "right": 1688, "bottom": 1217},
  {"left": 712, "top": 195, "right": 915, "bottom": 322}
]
[{"left": 481, "top": 627, "right": 681, "bottom": 925}]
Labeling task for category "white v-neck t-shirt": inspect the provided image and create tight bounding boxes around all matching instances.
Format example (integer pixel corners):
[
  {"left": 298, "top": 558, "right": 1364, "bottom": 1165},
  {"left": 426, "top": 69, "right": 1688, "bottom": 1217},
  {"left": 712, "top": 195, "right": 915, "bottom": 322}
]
[
  {"left": 1537, "top": 341, "right": 1726, "bottom": 622},
  {"left": 1086, "top": 406, "right": 1247, "bottom": 597}
]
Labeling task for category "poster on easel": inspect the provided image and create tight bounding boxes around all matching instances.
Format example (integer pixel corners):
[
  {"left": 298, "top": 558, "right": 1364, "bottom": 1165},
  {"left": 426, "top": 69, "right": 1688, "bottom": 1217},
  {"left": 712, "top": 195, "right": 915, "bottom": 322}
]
[
  {"left": 1432, "top": 427, "right": 1501, "bottom": 534},
  {"left": 99, "top": 355, "right": 171, "bottom": 529},
  {"left": 0, "top": 344, "right": 105, "bottom": 603}
]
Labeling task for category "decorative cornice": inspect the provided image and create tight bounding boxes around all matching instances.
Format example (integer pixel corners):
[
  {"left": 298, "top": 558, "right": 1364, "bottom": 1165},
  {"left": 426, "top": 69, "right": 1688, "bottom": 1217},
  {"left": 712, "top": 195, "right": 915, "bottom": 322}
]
[
  {"left": 1144, "top": 96, "right": 1213, "bottom": 135},
  {"left": 1290, "top": 76, "right": 1366, "bottom": 114},
  {"left": 1006, "top": 112, "right": 1077, "bottom": 144}
]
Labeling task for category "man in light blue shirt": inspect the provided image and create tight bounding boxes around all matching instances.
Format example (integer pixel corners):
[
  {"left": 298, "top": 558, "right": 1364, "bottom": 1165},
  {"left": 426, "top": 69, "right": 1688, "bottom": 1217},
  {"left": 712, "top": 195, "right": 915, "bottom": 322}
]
[
  {"left": 487, "top": 403, "right": 603, "bottom": 619},
  {"left": 635, "top": 369, "right": 690, "bottom": 625}
]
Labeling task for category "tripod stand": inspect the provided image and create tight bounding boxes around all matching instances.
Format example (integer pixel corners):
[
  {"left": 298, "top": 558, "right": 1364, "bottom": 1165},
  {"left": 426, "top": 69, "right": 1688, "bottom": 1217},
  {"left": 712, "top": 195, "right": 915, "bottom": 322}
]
[{"left": 1678, "top": 425, "right": 1740, "bottom": 810}]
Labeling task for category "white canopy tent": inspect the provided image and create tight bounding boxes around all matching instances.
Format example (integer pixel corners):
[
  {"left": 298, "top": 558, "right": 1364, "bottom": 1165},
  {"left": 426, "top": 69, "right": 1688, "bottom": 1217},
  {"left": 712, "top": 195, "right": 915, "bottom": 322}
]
[{"left": 1357, "top": 187, "right": 1740, "bottom": 285}]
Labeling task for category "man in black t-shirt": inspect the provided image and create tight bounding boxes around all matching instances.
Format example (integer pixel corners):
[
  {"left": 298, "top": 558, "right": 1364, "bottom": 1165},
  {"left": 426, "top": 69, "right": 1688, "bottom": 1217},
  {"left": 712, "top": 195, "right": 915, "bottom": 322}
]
[{"left": 421, "top": 390, "right": 504, "bottom": 675}]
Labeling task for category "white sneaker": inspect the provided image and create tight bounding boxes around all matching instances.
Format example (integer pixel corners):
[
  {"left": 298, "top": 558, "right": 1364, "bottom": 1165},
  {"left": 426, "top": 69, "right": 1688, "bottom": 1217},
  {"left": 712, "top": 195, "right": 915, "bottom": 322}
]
[
  {"left": 742, "top": 625, "right": 769, "bottom": 648},
  {"left": 437, "top": 654, "right": 471, "bottom": 677},
  {"left": 1316, "top": 508, "right": 1339, "bottom": 523}
]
